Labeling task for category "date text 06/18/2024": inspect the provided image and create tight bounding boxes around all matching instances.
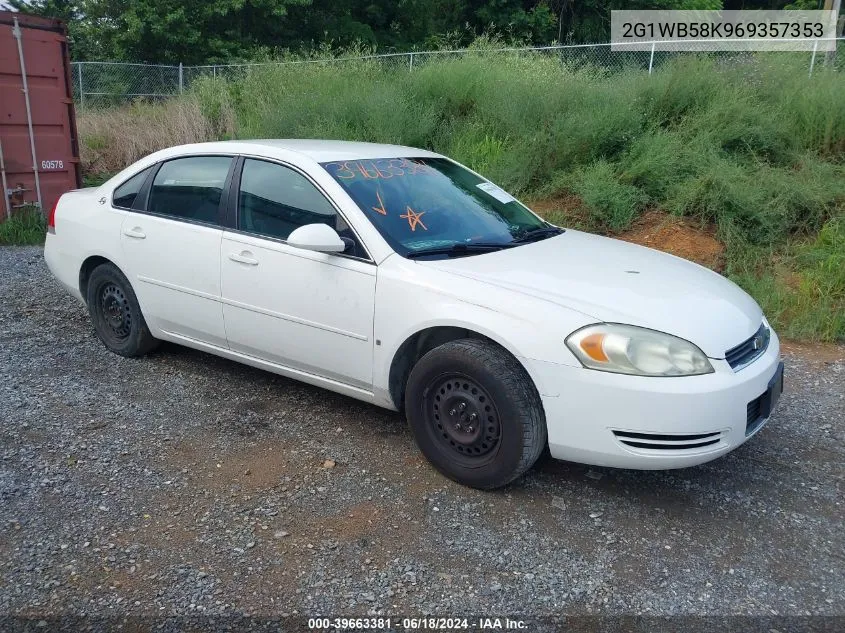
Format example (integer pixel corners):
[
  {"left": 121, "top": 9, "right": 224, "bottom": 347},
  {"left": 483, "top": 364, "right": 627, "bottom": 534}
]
[{"left": 307, "top": 617, "right": 528, "bottom": 630}]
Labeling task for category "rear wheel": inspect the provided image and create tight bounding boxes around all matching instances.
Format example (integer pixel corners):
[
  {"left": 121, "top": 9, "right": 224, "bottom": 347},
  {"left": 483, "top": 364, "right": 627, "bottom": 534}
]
[
  {"left": 86, "top": 263, "right": 159, "bottom": 357},
  {"left": 404, "top": 339, "right": 546, "bottom": 489}
]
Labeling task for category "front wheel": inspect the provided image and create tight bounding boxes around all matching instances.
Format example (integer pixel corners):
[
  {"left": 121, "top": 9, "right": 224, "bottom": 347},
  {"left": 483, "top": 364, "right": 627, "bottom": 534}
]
[
  {"left": 86, "top": 263, "right": 160, "bottom": 357},
  {"left": 404, "top": 339, "right": 547, "bottom": 489}
]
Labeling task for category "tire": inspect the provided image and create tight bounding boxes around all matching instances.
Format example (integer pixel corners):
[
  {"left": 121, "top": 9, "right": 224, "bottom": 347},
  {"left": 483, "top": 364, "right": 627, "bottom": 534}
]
[
  {"left": 86, "top": 263, "right": 160, "bottom": 357},
  {"left": 404, "top": 338, "right": 547, "bottom": 490}
]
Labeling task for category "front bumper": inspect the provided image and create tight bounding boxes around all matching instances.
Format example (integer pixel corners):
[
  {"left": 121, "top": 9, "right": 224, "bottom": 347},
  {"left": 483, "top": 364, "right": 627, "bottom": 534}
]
[{"left": 525, "top": 330, "right": 782, "bottom": 469}]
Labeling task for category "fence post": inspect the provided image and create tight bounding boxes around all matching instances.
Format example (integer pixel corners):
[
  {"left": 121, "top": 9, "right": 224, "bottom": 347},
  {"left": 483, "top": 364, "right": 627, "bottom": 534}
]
[
  {"left": 77, "top": 63, "right": 84, "bottom": 110},
  {"left": 824, "top": 0, "right": 842, "bottom": 66},
  {"left": 808, "top": 39, "right": 819, "bottom": 77},
  {"left": 409, "top": 53, "right": 414, "bottom": 72},
  {"left": 178, "top": 63, "right": 184, "bottom": 94},
  {"left": 648, "top": 41, "right": 656, "bottom": 75}
]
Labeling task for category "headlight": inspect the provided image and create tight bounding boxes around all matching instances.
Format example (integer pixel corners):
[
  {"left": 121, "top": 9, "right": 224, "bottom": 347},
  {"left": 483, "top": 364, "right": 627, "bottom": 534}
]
[{"left": 566, "top": 324, "right": 714, "bottom": 377}]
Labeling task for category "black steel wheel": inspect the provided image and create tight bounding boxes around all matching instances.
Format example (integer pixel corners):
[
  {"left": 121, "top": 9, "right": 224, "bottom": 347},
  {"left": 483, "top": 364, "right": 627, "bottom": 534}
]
[
  {"left": 405, "top": 338, "right": 547, "bottom": 489},
  {"left": 86, "top": 262, "right": 159, "bottom": 357},
  {"left": 98, "top": 283, "right": 133, "bottom": 342},
  {"left": 425, "top": 373, "right": 502, "bottom": 467}
]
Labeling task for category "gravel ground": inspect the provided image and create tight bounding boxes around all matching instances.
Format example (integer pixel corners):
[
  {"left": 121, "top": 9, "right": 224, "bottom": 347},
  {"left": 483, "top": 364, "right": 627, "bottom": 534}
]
[{"left": 1, "top": 245, "right": 844, "bottom": 631}]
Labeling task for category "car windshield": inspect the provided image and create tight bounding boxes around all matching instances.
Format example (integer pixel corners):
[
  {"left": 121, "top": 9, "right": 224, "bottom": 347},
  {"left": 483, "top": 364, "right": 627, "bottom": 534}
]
[{"left": 320, "top": 157, "right": 556, "bottom": 258}]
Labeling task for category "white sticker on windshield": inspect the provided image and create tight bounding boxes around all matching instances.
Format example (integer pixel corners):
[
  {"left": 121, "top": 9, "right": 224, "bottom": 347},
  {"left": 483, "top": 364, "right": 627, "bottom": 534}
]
[{"left": 476, "top": 182, "right": 516, "bottom": 204}]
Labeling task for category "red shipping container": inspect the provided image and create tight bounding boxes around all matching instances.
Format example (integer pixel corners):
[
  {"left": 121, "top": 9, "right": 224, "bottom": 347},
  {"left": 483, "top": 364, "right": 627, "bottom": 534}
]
[{"left": 0, "top": 10, "right": 81, "bottom": 220}]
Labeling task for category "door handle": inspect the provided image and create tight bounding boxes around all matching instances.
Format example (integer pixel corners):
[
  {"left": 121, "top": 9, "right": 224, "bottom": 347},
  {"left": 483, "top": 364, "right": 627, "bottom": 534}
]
[
  {"left": 122, "top": 227, "right": 146, "bottom": 239},
  {"left": 229, "top": 251, "right": 259, "bottom": 266}
]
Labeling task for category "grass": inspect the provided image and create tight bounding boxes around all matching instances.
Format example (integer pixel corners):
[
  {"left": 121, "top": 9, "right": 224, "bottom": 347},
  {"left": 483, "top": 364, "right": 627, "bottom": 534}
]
[
  {"left": 729, "top": 217, "right": 845, "bottom": 342},
  {"left": 0, "top": 207, "right": 46, "bottom": 245},
  {"left": 78, "top": 97, "right": 235, "bottom": 177},
  {"left": 75, "top": 44, "right": 845, "bottom": 341}
]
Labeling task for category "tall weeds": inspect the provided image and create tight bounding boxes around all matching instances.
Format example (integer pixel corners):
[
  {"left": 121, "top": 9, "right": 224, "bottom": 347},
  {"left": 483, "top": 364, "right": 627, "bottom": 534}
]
[
  {"left": 78, "top": 96, "right": 235, "bottom": 176},
  {"left": 76, "top": 46, "right": 845, "bottom": 339}
]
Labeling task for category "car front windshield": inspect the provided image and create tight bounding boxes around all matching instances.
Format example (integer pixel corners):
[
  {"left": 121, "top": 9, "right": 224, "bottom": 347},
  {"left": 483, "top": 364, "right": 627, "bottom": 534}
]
[{"left": 320, "top": 157, "right": 553, "bottom": 258}]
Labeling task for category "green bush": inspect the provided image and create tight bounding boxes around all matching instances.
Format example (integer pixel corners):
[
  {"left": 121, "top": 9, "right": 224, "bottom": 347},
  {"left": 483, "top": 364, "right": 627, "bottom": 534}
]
[
  {"left": 789, "top": 217, "right": 845, "bottom": 341},
  {"left": 0, "top": 208, "right": 46, "bottom": 246},
  {"left": 566, "top": 160, "right": 646, "bottom": 232},
  {"left": 730, "top": 217, "right": 845, "bottom": 342}
]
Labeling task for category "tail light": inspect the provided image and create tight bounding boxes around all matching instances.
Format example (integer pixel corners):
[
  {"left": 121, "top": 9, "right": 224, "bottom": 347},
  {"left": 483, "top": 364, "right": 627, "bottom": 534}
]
[{"left": 47, "top": 197, "right": 60, "bottom": 234}]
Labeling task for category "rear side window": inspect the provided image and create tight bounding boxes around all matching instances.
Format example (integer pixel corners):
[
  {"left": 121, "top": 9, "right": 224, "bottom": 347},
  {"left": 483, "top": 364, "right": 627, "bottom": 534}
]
[
  {"left": 148, "top": 156, "right": 232, "bottom": 224},
  {"left": 112, "top": 167, "right": 151, "bottom": 209}
]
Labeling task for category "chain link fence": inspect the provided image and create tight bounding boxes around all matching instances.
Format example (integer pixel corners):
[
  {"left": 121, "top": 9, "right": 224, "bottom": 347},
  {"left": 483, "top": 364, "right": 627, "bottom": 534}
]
[{"left": 71, "top": 39, "right": 844, "bottom": 108}]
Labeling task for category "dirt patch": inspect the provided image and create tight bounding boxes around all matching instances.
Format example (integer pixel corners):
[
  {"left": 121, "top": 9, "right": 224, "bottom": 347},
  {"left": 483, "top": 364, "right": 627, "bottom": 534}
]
[
  {"left": 618, "top": 211, "right": 725, "bottom": 271},
  {"left": 160, "top": 439, "right": 315, "bottom": 493},
  {"left": 780, "top": 340, "right": 845, "bottom": 363},
  {"left": 528, "top": 199, "right": 725, "bottom": 271},
  {"left": 527, "top": 194, "right": 589, "bottom": 227},
  {"left": 315, "top": 501, "right": 386, "bottom": 540}
]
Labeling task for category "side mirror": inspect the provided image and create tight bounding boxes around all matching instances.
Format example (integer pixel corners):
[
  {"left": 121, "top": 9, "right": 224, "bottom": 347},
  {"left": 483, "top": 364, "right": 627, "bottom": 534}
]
[{"left": 287, "top": 223, "right": 345, "bottom": 253}]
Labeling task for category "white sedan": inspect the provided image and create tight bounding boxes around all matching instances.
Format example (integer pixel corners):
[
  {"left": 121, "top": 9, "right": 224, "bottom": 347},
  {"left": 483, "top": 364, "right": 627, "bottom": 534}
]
[{"left": 45, "top": 140, "right": 783, "bottom": 489}]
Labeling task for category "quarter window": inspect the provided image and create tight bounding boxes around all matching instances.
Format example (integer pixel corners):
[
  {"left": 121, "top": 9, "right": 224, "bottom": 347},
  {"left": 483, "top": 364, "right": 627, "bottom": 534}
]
[
  {"left": 148, "top": 156, "right": 232, "bottom": 224},
  {"left": 238, "top": 159, "right": 339, "bottom": 241},
  {"left": 112, "top": 167, "right": 152, "bottom": 209}
]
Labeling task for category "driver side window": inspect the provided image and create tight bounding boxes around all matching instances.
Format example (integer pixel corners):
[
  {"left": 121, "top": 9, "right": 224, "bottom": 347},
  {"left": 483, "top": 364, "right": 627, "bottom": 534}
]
[{"left": 238, "top": 159, "right": 339, "bottom": 241}]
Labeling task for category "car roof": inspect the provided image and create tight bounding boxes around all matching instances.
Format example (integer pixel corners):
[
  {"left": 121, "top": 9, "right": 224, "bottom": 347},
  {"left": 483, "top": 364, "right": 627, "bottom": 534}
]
[{"left": 159, "top": 139, "right": 443, "bottom": 163}]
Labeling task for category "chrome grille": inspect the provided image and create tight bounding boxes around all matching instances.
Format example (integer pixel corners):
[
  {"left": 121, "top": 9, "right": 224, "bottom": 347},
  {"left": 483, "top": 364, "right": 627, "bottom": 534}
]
[{"left": 725, "top": 324, "right": 770, "bottom": 371}]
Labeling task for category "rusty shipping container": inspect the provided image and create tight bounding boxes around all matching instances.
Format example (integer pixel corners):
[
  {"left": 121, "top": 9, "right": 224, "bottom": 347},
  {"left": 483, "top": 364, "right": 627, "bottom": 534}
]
[{"left": 0, "top": 10, "right": 81, "bottom": 220}]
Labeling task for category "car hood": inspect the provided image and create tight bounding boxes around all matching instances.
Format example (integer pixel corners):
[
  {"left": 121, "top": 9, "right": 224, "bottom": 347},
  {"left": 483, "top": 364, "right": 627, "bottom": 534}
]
[{"left": 421, "top": 230, "right": 762, "bottom": 358}]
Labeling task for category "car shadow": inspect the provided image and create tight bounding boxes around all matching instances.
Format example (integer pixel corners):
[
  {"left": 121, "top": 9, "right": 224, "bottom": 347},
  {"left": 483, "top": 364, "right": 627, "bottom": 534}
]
[{"left": 148, "top": 341, "right": 826, "bottom": 521}]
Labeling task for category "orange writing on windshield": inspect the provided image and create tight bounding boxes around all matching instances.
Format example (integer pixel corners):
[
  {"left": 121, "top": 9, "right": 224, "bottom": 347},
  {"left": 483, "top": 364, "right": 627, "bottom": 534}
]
[
  {"left": 372, "top": 190, "right": 388, "bottom": 216},
  {"left": 326, "top": 159, "right": 431, "bottom": 180},
  {"left": 401, "top": 206, "right": 427, "bottom": 231}
]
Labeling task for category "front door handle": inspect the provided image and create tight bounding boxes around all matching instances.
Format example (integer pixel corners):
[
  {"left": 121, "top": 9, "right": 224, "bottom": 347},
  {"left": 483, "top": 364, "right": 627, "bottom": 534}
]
[
  {"left": 122, "top": 227, "right": 146, "bottom": 239},
  {"left": 229, "top": 251, "right": 259, "bottom": 266}
]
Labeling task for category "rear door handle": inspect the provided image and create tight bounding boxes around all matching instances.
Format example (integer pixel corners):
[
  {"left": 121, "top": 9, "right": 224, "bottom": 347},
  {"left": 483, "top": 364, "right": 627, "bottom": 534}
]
[
  {"left": 229, "top": 251, "right": 259, "bottom": 266},
  {"left": 122, "top": 227, "right": 146, "bottom": 239}
]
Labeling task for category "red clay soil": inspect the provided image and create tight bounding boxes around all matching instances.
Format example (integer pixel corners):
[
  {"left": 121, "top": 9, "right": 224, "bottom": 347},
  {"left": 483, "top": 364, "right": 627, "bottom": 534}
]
[
  {"left": 618, "top": 211, "right": 725, "bottom": 272},
  {"left": 527, "top": 194, "right": 586, "bottom": 221},
  {"left": 780, "top": 340, "right": 845, "bottom": 363},
  {"left": 529, "top": 197, "right": 726, "bottom": 272}
]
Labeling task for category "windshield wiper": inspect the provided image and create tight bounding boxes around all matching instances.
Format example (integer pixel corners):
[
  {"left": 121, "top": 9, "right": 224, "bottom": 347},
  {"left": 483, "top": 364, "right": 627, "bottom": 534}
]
[
  {"left": 511, "top": 226, "right": 565, "bottom": 244},
  {"left": 405, "top": 243, "right": 516, "bottom": 259}
]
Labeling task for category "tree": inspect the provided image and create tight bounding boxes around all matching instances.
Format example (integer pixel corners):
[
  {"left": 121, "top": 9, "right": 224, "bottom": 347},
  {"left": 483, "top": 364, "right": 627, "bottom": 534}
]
[
  {"left": 276, "top": 0, "right": 441, "bottom": 52},
  {"left": 425, "top": 0, "right": 558, "bottom": 44},
  {"left": 5, "top": 0, "right": 92, "bottom": 55},
  {"left": 111, "top": 0, "right": 315, "bottom": 63},
  {"left": 6, "top": 0, "right": 78, "bottom": 21},
  {"left": 549, "top": 0, "right": 724, "bottom": 44},
  {"left": 8, "top": 0, "right": 314, "bottom": 63},
  {"left": 18, "top": 0, "right": 828, "bottom": 62}
]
